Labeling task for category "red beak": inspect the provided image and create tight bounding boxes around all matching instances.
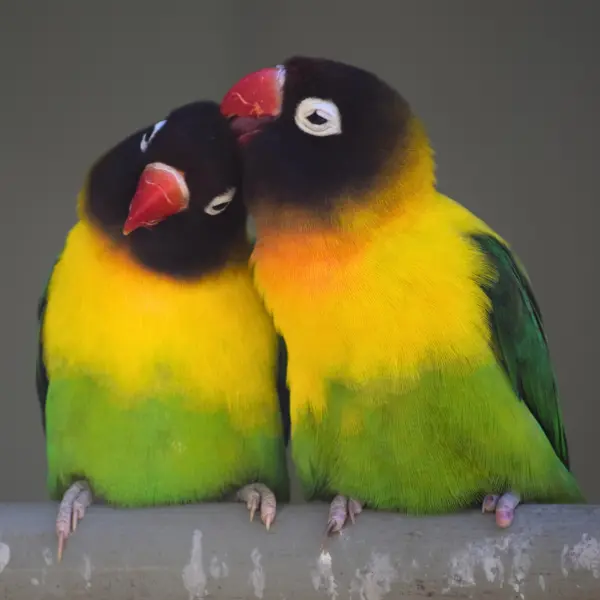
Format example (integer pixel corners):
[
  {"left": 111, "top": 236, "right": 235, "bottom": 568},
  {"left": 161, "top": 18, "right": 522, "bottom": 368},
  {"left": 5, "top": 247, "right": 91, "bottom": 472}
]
[
  {"left": 123, "top": 162, "right": 190, "bottom": 235},
  {"left": 220, "top": 66, "right": 285, "bottom": 143}
]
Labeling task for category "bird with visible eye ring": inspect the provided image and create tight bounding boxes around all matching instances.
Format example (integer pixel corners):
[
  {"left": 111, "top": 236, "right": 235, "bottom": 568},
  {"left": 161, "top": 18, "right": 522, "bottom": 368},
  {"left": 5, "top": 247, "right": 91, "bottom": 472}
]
[
  {"left": 220, "top": 55, "right": 585, "bottom": 538},
  {"left": 37, "top": 100, "right": 291, "bottom": 562}
]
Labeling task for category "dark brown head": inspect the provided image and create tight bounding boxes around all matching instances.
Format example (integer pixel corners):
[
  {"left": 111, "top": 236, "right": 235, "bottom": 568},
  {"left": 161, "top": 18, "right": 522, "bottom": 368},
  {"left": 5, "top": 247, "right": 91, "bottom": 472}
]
[
  {"left": 85, "top": 101, "right": 247, "bottom": 277},
  {"left": 220, "top": 57, "right": 434, "bottom": 231}
]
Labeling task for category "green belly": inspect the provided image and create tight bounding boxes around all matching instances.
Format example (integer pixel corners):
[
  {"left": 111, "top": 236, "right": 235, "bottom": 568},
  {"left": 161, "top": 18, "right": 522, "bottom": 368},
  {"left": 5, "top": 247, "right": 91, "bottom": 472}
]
[
  {"left": 292, "top": 363, "right": 582, "bottom": 513},
  {"left": 46, "top": 375, "right": 289, "bottom": 505}
]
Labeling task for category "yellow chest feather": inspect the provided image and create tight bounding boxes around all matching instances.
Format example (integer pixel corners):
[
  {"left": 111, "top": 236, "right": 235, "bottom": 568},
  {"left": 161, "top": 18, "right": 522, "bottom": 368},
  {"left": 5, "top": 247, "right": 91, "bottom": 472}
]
[
  {"left": 251, "top": 194, "right": 499, "bottom": 417},
  {"left": 43, "top": 222, "right": 277, "bottom": 418}
]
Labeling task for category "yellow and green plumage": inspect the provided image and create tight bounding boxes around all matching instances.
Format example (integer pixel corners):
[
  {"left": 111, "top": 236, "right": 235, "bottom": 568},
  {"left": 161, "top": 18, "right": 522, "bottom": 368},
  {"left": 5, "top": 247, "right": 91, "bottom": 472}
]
[
  {"left": 221, "top": 56, "right": 584, "bottom": 517},
  {"left": 36, "top": 102, "right": 289, "bottom": 508},
  {"left": 40, "top": 220, "right": 287, "bottom": 505},
  {"left": 254, "top": 195, "right": 581, "bottom": 512}
]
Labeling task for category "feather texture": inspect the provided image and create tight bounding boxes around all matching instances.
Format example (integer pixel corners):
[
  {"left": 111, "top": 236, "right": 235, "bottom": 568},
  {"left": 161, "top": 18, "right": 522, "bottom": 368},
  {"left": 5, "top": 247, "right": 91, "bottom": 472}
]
[
  {"left": 251, "top": 193, "right": 583, "bottom": 512},
  {"left": 38, "top": 218, "right": 289, "bottom": 505},
  {"left": 468, "top": 233, "right": 570, "bottom": 468}
]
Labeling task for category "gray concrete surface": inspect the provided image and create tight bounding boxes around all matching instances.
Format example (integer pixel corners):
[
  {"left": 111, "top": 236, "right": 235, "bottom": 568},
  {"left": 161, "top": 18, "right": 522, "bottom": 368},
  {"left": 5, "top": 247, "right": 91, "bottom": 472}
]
[{"left": 0, "top": 503, "right": 598, "bottom": 599}]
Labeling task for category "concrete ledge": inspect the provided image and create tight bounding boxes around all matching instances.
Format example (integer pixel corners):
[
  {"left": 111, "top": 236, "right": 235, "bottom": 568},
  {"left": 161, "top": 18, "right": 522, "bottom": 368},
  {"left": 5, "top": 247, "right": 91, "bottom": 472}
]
[{"left": 0, "top": 503, "right": 598, "bottom": 599}]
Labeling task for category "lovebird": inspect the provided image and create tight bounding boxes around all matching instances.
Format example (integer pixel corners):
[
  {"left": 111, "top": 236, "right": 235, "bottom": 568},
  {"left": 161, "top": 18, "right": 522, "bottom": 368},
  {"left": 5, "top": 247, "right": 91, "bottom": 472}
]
[
  {"left": 219, "top": 56, "right": 585, "bottom": 534},
  {"left": 36, "top": 101, "right": 289, "bottom": 561}
]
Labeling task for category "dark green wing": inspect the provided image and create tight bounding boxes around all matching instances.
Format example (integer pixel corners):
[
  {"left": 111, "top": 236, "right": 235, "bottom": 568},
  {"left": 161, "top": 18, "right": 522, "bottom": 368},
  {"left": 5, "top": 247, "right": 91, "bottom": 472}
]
[
  {"left": 469, "top": 233, "right": 570, "bottom": 468},
  {"left": 276, "top": 334, "right": 291, "bottom": 447},
  {"left": 36, "top": 259, "right": 60, "bottom": 434}
]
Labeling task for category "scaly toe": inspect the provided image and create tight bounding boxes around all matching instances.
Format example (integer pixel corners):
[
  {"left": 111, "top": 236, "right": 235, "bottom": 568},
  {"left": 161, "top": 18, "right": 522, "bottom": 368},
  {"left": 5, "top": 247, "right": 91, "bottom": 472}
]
[
  {"left": 348, "top": 498, "right": 363, "bottom": 524},
  {"left": 71, "top": 485, "right": 92, "bottom": 532},
  {"left": 325, "top": 516, "right": 345, "bottom": 536},
  {"left": 496, "top": 508, "right": 514, "bottom": 528},
  {"left": 495, "top": 492, "right": 521, "bottom": 528},
  {"left": 481, "top": 494, "right": 500, "bottom": 513},
  {"left": 55, "top": 480, "right": 92, "bottom": 562},
  {"left": 481, "top": 491, "right": 521, "bottom": 528},
  {"left": 249, "top": 495, "right": 260, "bottom": 522},
  {"left": 255, "top": 484, "right": 277, "bottom": 530},
  {"left": 237, "top": 483, "right": 277, "bottom": 529},
  {"left": 237, "top": 484, "right": 260, "bottom": 521},
  {"left": 326, "top": 495, "right": 349, "bottom": 536}
]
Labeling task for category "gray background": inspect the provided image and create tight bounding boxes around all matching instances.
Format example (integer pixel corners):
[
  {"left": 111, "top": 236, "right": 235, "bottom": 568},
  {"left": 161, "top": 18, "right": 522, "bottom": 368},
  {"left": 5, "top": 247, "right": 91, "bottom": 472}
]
[{"left": 1, "top": 2, "right": 598, "bottom": 503}]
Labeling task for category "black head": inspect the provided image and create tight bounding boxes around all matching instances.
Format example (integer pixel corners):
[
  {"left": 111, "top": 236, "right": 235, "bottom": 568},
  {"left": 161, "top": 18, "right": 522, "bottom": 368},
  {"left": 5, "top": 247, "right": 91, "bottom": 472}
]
[
  {"left": 85, "top": 101, "right": 248, "bottom": 278},
  {"left": 221, "top": 56, "right": 431, "bottom": 225}
]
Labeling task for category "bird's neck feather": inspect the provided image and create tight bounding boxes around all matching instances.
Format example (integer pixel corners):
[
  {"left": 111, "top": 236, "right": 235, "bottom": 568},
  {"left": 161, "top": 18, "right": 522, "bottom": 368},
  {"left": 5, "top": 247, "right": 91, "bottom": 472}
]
[{"left": 251, "top": 118, "right": 437, "bottom": 271}]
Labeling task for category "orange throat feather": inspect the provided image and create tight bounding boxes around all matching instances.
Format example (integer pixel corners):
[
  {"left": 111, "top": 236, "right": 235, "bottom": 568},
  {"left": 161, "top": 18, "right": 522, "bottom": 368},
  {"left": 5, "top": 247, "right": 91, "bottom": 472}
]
[
  {"left": 249, "top": 116, "right": 437, "bottom": 299},
  {"left": 247, "top": 119, "right": 497, "bottom": 416}
]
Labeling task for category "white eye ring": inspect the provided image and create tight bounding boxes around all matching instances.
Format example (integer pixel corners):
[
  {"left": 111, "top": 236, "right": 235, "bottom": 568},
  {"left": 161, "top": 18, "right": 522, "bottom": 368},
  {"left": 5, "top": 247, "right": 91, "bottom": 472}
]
[
  {"left": 294, "top": 98, "right": 342, "bottom": 137},
  {"left": 205, "top": 187, "right": 236, "bottom": 216},
  {"left": 140, "top": 119, "right": 167, "bottom": 152}
]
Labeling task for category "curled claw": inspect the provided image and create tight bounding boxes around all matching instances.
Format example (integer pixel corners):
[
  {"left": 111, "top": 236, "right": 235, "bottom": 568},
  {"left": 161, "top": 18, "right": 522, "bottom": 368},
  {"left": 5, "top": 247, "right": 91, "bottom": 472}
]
[
  {"left": 481, "top": 491, "right": 521, "bottom": 528},
  {"left": 55, "top": 480, "right": 92, "bottom": 562},
  {"left": 481, "top": 494, "right": 500, "bottom": 513},
  {"left": 249, "top": 498, "right": 259, "bottom": 522},
  {"left": 237, "top": 483, "right": 277, "bottom": 530},
  {"left": 348, "top": 498, "right": 363, "bottom": 524},
  {"left": 325, "top": 495, "right": 364, "bottom": 536},
  {"left": 495, "top": 492, "right": 521, "bottom": 528},
  {"left": 240, "top": 488, "right": 261, "bottom": 522},
  {"left": 56, "top": 531, "right": 67, "bottom": 564},
  {"left": 326, "top": 495, "right": 348, "bottom": 535},
  {"left": 71, "top": 486, "right": 92, "bottom": 532},
  {"left": 255, "top": 484, "right": 277, "bottom": 530},
  {"left": 262, "top": 511, "right": 275, "bottom": 531}
]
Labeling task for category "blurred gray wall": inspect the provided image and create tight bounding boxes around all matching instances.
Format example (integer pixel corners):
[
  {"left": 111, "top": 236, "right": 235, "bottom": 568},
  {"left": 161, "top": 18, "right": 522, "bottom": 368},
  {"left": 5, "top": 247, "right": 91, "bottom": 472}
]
[{"left": 1, "top": 2, "right": 598, "bottom": 503}]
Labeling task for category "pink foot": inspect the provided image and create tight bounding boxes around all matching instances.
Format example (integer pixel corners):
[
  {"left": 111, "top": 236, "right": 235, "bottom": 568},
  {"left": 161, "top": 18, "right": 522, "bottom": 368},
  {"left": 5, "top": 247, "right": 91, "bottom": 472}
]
[
  {"left": 236, "top": 483, "right": 277, "bottom": 530},
  {"left": 482, "top": 491, "right": 521, "bottom": 528},
  {"left": 56, "top": 480, "right": 92, "bottom": 562},
  {"left": 326, "top": 494, "right": 363, "bottom": 536}
]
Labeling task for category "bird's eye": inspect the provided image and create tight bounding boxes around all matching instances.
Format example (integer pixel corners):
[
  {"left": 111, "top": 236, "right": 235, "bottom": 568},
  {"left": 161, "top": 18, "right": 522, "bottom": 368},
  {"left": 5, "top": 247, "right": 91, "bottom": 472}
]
[
  {"left": 204, "top": 187, "right": 236, "bottom": 216},
  {"left": 294, "top": 98, "right": 342, "bottom": 137},
  {"left": 140, "top": 119, "right": 167, "bottom": 152}
]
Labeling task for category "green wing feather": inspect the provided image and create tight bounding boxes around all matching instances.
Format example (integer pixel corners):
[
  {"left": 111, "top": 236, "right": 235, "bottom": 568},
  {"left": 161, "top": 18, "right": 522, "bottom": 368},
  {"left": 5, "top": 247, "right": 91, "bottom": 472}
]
[
  {"left": 36, "top": 258, "right": 61, "bottom": 434},
  {"left": 469, "top": 233, "right": 570, "bottom": 468},
  {"left": 276, "top": 334, "right": 291, "bottom": 447}
]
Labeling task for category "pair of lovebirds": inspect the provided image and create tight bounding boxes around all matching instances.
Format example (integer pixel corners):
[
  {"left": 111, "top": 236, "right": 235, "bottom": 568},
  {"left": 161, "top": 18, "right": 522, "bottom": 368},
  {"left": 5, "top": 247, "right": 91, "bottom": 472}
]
[{"left": 37, "top": 56, "right": 584, "bottom": 562}]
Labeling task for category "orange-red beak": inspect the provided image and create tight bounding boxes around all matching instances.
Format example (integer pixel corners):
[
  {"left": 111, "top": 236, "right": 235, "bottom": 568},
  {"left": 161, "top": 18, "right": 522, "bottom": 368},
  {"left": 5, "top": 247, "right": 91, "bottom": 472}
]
[
  {"left": 123, "top": 162, "right": 190, "bottom": 235},
  {"left": 220, "top": 66, "right": 285, "bottom": 143}
]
